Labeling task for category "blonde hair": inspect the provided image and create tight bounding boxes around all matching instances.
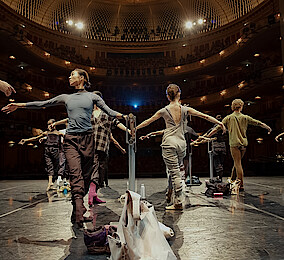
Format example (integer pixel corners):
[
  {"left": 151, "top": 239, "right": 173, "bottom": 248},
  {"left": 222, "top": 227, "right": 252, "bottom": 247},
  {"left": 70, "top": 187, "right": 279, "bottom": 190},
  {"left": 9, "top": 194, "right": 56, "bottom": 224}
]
[
  {"left": 166, "top": 84, "right": 181, "bottom": 101},
  {"left": 231, "top": 99, "right": 244, "bottom": 111}
]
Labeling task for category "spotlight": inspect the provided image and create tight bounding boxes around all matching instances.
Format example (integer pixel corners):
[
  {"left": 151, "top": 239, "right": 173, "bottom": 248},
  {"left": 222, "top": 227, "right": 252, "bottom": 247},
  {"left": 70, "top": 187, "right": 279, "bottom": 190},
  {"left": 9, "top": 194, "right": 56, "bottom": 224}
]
[
  {"left": 133, "top": 104, "right": 138, "bottom": 108},
  {"left": 66, "top": 20, "right": 73, "bottom": 25},
  {"left": 185, "top": 21, "right": 193, "bottom": 29},
  {"left": 9, "top": 56, "right": 16, "bottom": 60},
  {"left": 75, "top": 22, "right": 84, "bottom": 29},
  {"left": 198, "top": 19, "right": 203, "bottom": 25}
]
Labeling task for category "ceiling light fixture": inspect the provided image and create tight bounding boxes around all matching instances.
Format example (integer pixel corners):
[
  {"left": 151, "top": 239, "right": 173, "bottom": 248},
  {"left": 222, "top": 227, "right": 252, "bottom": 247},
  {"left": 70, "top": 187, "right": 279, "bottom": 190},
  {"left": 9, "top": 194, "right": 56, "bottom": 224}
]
[
  {"left": 185, "top": 21, "right": 193, "bottom": 29},
  {"left": 75, "top": 22, "right": 84, "bottom": 29}
]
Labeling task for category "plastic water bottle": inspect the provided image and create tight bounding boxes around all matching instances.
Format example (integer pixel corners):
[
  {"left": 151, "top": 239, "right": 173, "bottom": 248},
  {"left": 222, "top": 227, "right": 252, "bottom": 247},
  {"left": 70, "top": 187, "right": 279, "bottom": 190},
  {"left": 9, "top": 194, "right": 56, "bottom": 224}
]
[{"left": 140, "top": 184, "right": 146, "bottom": 200}]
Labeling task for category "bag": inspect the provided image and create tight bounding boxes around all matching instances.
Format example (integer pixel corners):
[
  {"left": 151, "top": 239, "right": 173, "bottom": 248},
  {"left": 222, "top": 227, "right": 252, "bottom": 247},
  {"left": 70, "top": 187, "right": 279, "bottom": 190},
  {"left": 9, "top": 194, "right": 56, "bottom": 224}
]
[
  {"left": 84, "top": 225, "right": 116, "bottom": 254},
  {"left": 108, "top": 190, "right": 177, "bottom": 260},
  {"left": 205, "top": 180, "right": 230, "bottom": 197}
]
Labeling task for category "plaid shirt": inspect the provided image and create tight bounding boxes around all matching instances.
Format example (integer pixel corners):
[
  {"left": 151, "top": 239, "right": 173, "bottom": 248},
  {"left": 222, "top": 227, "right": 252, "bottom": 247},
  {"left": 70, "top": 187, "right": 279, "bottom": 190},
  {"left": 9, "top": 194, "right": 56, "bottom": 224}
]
[{"left": 92, "top": 111, "right": 120, "bottom": 153}]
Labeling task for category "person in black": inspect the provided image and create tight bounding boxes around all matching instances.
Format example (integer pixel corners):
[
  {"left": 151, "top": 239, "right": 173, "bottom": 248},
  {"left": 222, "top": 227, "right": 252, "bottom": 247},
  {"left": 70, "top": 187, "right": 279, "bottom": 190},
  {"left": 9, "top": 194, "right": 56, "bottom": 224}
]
[
  {"left": 211, "top": 115, "right": 227, "bottom": 181},
  {"left": 184, "top": 125, "right": 199, "bottom": 180},
  {"left": 3, "top": 68, "right": 125, "bottom": 228},
  {"left": 19, "top": 119, "right": 64, "bottom": 191}
]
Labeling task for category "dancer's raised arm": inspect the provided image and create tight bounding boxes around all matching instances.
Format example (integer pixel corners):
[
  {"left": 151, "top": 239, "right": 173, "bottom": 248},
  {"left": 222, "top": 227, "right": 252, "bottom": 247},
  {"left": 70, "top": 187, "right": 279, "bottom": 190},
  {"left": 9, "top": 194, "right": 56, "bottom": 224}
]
[
  {"left": 187, "top": 107, "right": 226, "bottom": 134},
  {"left": 19, "top": 132, "right": 46, "bottom": 145},
  {"left": 139, "top": 130, "right": 164, "bottom": 140},
  {"left": 136, "top": 111, "right": 162, "bottom": 130}
]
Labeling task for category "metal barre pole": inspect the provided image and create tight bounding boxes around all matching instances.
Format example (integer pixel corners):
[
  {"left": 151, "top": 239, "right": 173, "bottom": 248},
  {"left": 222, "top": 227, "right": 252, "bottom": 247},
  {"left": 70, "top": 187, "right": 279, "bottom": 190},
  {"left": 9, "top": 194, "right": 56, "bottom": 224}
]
[{"left": 126, "top": 113, "right": 136, "bottom": 191}]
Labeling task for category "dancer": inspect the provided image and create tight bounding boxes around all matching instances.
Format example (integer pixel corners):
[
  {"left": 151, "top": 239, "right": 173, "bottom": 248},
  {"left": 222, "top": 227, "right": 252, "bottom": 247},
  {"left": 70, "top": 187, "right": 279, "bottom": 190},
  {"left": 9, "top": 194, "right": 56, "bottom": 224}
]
[
  {"left": 19, "top": 119, "right": 64, "bottom": 191},
  {"left": 136, "top": 84, "right": 226, "bottom": 210},
  {"left": 2, "top": 68, "right": 125, "bottom": 228},
  {"left": 209, "top": 115, "right": 227, "bottom": 182},
  {"left": 205, "top": 99, "right": 272, "bottom": 192},
  {"left": 52, "top": 91, "right": 129, "bottom": 206},
  {"left": 275, "top": 132, "right": 284, "bottom": 142},
  {"left": 0, "top": 80, "right": 16, "bottom": 96}
]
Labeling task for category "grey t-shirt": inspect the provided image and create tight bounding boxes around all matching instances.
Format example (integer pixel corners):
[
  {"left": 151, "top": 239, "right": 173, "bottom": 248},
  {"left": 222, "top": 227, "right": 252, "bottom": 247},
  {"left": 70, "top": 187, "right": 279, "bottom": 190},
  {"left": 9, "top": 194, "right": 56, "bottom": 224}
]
[{"left": 26, "top": 91, "right": 119, "bottom": 134}]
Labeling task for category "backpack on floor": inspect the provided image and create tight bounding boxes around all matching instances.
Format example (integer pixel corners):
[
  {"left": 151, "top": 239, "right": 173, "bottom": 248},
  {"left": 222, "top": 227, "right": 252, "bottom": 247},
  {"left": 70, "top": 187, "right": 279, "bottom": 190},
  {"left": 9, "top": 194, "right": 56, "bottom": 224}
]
[{"left": 205, "top": 180, "right": 231, "bottom": 197}]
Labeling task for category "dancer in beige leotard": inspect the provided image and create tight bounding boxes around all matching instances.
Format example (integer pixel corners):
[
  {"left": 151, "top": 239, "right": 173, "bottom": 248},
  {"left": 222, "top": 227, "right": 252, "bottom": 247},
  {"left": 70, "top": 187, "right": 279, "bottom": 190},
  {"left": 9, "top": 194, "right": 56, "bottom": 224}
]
[{"left": 136, "top": 84, "right": 226, "bottom": 210}]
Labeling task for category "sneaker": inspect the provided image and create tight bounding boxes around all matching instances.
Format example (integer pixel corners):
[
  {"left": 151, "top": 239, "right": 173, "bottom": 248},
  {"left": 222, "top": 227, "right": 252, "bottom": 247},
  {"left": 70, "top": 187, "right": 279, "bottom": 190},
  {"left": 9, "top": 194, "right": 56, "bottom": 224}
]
[{"left": 165, "top": 204, "right": 183, "bottom": 210}]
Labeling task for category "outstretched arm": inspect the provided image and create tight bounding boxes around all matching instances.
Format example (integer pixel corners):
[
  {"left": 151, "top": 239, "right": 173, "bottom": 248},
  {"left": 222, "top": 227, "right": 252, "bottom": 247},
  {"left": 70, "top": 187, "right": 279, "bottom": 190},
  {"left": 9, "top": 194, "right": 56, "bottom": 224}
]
[
  {"left": 93, "top": 94, "right": 124, "bottom": 119},
  {"left": 187, "top": 107, "right": 226, "bottom": 134},
  {"left": 2, "top": 94, "right": 67, "bottom": 114},
  {"left": 247, "top": 116, "right": 272, "bottom": 134},
  {"left": 259, "top": 122, "right": 272, "bottom": 134},
  {"left": 136, "top": 111, "right": 162, "bottom": 131},
  {"left": 0, "top": 80, "right": 16, "bottom": 97},
  {"left": 113, "top": 119, "right": 131, "bottom": 134},
  {"left": 139, "top": 130, "right": 164, "bottom": 140},
  {"left": 110, "top": 134, "right": 126, "bottom": 154},
  {"left": 49, "top": 118, "right": 68, "bottom": 130},
  {"left": 275, "top": 132, "right": 284, "bottom": 142},
  {"left": 19, "top": 132, "right": 47, "bottom": 145},
  {"left": 205, "top": 126, "right": 220, "bottom": 138}
]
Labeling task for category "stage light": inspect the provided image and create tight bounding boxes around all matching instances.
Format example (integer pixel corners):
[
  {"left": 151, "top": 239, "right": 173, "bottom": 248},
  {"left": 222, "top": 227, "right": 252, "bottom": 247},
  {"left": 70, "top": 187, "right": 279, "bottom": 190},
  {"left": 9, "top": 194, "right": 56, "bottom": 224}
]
[
  {"left": 65, "top": 61, "right": 71, "bottom": 65},
  {"left": 182, "top": 44, "right": 186, "bottom": 47},
  {"left": 84, "top": 45, "right": 88, "bottom": 48},
  {"left": 198, "top": 19, "right": 203, "bottom": 25},
  {"left": 185, "top": 21, "right": 193, "bottom": 29},
  {"left": 133, "top": 104, "right": 138, "bottom": 108},
  {"left": 193, "top": 22, "right": 196, "bottom": 26},
  {"left": 9, "top": 99, "right": 15, "bottom": 102},
  {"left": 43, "top": 92, "right": 49, "bottom": 98},
  {"left": 254, "top": 53, "right": 260, "bottom": 57},
  {"left": 220, "top": 90, "right": 226, "bottom": 96},
  {"left": 75, "top": 22, "right": 84, "bottom": 29},
  {"left": 90, "top": 67, "right": 96, "bottom": 71},
  {"left": 255, "top": 96, "right": 261, "bottom": 100},
  {"left": 44, "top": 52, "right": 50, "bottom": 58},
  {"left": 219, "top": 50, "right": 225, "bottom": 56},
  {"left": 8, "top": 141, "right": 15, "bottom": 147},
  {"left": 66, "top": 20, "right": 73, "bottom": 25},
  {"left": 25, "top": 84, "right": 32, "bottom": 91},
  {"left": 236, "top": 38, "right": 242, "bottom": 44},
  {"left": 9, "top": 56, "right": 16, "bottom": 59}
]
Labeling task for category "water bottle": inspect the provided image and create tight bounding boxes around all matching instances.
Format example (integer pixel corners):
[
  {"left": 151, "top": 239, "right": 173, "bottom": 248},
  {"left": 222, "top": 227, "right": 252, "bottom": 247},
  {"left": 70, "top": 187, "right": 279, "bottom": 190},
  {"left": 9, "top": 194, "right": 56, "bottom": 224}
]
[{"left": 140, "top": 184, "right": 146, "bottom": 200}]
